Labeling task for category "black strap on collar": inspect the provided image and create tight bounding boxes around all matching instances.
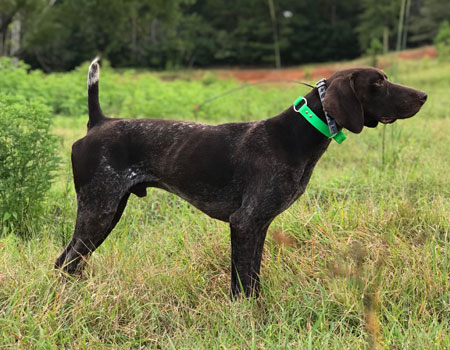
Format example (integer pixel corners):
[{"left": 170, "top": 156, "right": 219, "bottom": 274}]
[{"left": 316, "top": 78, "right": 338, "bottom": 136}]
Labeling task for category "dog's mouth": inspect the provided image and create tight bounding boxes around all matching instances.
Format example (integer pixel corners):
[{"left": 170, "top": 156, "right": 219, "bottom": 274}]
[{"left": 380, "top": 117, "right": 396, "bottom": 124}]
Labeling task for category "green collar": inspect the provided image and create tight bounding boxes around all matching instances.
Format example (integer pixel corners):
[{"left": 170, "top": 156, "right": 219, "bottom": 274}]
[{"left": 293, "top": 96, "right": 346, "bottom": 144}]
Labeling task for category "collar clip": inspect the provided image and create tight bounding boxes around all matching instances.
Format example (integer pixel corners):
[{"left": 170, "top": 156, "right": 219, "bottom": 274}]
[{"left": 293, "top": 95, "right": 347, "bottom": 144}]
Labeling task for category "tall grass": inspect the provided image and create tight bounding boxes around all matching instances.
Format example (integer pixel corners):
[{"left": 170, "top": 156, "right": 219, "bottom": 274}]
[{"left": 0, "top": 56, "right": 449, "bottom": 349}]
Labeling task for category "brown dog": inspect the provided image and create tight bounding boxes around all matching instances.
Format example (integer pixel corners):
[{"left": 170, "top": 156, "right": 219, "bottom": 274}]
[{"left": 55, "top": 59, "right": 427, "bottom": 298}]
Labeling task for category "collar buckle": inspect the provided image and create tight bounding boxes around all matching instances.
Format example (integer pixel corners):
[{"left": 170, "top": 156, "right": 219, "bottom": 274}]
[
  {"left": 293, "top": 95, "right": 347, "bottom": 144},
  {"left": 293, "top": 96, "right": 307, "bottom": 112}
]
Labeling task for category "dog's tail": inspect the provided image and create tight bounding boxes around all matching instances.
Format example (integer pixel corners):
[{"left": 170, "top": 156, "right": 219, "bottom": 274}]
[{"left": 87, "top": 57, "right": 105, "bottom": 128}]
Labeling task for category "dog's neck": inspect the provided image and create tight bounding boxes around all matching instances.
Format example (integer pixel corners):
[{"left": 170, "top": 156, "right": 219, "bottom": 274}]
[{"left": 265, "top": 88, "right": 333, "bottom": 163}]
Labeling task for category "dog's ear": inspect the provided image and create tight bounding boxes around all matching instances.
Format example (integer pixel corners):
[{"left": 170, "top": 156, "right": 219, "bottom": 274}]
[{"left": 323, "top": 74, "right": 364, "bottom": 134}]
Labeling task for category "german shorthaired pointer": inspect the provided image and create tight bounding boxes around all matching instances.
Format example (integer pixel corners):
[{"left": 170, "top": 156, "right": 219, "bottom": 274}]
[{"left": 55, "top": 59, "right": 427, "bottom": 298}]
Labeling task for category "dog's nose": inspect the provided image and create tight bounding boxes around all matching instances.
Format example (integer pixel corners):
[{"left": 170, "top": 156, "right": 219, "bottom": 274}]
[{"left": 418, "top": 91, "right": 427, "bottom": 103}]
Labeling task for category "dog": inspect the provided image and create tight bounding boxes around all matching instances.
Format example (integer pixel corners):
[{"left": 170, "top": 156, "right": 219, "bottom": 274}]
[{"left": 55, "top": 58, "right": 427, "bottom": 298}]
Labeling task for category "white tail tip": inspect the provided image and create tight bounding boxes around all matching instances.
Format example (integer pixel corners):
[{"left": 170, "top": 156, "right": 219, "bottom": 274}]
[{"left": 87, "top": 57, "right": 100, "bottom": 87}]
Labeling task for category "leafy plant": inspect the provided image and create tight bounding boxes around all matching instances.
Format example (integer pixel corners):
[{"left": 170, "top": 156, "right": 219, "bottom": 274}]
[
  {"left": 0, "top": 94, "right": 60, "bottom": 237},
  {"left": 434, "top": 20, "right": 450, "bottom": 61},
  {"left": 366, "top": 38, "right": 383, "bottom": 67}
]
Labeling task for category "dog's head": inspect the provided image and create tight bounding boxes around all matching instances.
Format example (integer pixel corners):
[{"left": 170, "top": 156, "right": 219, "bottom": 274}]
[{"left": 323, "top": 68, "right": 427, "bottom": 133}]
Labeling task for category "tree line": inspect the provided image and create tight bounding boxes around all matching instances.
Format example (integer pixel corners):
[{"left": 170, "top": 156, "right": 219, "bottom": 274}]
[{"left": 0, "top": 0, "right": 449, "bottom": 72}]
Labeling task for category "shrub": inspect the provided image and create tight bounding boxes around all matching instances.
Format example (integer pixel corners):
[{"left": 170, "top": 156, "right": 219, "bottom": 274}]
[
  {"left": 366, "top": 38, "right": 383, "bottom": 67},
  {"left": 0, "top": 57, "right": 87, "bottom": 117},
  {"left": 0, "top": 94, "right": 59, "bottom": 237},
  {"left": 434, "top": 20, "right": 450, "bottom": 61}
]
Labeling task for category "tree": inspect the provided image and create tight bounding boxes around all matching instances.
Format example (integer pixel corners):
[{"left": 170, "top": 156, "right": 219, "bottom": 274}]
[
  {"left": 277, "top": 0, "right": 360, "bottom": 64},
  {"left": 2, "top": 0, "right": 445, "bottom": 71},
  {"left": 19, "top": 0, "right": 190, "bottom": 71},
  {"left": 357, "top": 0, "right": 401, "bottom": 53},
  {"left": 0, "top": 0, "right": 27, "bottom": 55},
  {"left": 434, "top": 20, "right": 450, "bottom": 61},
  {"left": 409, "top": 0, "right": 450, "bottom": 46}
]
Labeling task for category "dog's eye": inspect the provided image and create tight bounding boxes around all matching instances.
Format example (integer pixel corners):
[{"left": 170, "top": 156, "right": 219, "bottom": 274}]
[{"left": 374, "top": 79, "right": 384, "bottom": 86}]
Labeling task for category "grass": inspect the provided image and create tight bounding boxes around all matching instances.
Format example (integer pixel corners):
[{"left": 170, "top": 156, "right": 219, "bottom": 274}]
[{"left": 0, "top": 56, "right": 449, "bottom": 349}]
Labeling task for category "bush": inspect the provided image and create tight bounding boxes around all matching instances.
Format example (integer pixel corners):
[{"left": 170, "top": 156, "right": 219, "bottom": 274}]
[
  {"left": 0, "top": 94, "right": 59, "bottom": 237},
  {"left": 366, "top": 38, "right": 383, "bottom": 67},
  {"left": 434, "top": 21, "right": 450, "bottom": 61},
  {"left": 0, "top": 57, "right": 87, "bottom": 117}
]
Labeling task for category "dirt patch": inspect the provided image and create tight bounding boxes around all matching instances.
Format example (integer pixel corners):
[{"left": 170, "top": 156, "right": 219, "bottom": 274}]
[
  {"left": 216, "top": 46, "right": 436, "bottom": 83},
  {"left": 397, "top": 45, "right": 436, "bottom": 60},
  {"left": 218, "top": 67, "right": 304, "bottom": 83}
]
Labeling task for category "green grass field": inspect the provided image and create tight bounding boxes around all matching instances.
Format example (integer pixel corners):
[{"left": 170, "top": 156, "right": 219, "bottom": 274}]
[{"left": 0, "top": 56, "right": 449, "bottom": 349}]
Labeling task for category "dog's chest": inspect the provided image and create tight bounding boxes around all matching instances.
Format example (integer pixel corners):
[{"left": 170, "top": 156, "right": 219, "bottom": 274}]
[{"left": 279, "top": 157, "right": 323, "bottom": 211}]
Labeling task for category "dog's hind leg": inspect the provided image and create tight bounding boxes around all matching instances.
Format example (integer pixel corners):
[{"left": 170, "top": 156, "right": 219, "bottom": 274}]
[{"left": 55, "top": 191, "right": 130, "bottom": 274}]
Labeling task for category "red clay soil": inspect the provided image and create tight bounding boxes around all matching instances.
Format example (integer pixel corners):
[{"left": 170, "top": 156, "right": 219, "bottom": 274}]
[
  {"left": 217, "top": 46, "right": 437, "bottom": 83},
  {"left": 397, "top": 45, "right": 436, "bottom": 60}
]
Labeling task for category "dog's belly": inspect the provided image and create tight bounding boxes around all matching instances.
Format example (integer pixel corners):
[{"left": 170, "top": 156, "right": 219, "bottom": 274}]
[
  {"left": 156, "top": 182, "right": 241, "bottom": 222},
  {"left": 181, "top": 197, "right": 239, "bottom": 222}
]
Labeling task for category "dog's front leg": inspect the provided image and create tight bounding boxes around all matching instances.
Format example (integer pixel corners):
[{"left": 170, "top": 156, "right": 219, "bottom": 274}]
[{"left": 229, "top": 210, "right": 273, "bottom": 298}]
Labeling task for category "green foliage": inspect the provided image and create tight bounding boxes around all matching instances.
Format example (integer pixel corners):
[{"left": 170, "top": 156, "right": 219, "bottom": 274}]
[
  {"left": 0, "top": 57, "right": 87, "bottom": 115},
  {"left": 1, "top": 0, "right": 447, "bottom": 70},
  {"left": 0, "top": 94, "right": 59, "bottom": 237},
  {"left": 366, "top": 38, "right": 383, "bottom": 67},
  {"left": 409, "top": 0, "right": 450, "bottom": 46},
  {"left": 1, "top": 0, "right": 360, "bottom": 70},
  {"left": 0, "top": 57, "right": 294, "bottom": 122},
  {"left": 357, "top": 0, "right": 401, "bottom": 52},
  {"left": 434, "top": 21, "right": 450, "bottom": 61},
  {"left": 18, "top": 0, "right": 194, "bottom": 70}
]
